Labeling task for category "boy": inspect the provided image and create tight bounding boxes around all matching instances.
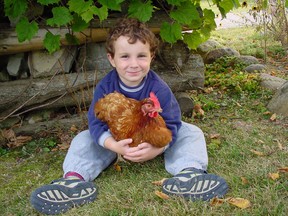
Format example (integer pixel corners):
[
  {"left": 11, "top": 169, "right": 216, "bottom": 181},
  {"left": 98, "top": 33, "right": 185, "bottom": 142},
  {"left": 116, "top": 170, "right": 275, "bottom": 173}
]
[{"left": 30, "top": 18, "right": 228, "bottom": 215}]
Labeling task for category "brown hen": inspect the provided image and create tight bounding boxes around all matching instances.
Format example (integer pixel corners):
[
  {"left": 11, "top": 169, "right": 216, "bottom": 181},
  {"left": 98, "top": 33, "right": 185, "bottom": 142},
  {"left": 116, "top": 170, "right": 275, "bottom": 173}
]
[{"left": 94, "top": 91, "right": 172, "bottom": 148}]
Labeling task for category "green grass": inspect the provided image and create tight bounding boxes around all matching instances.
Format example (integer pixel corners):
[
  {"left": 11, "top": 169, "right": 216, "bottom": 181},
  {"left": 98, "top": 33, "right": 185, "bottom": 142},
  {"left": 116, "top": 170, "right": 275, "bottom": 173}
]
[{"left": 1, "top": 23, "right": 288, "bottom": 216}]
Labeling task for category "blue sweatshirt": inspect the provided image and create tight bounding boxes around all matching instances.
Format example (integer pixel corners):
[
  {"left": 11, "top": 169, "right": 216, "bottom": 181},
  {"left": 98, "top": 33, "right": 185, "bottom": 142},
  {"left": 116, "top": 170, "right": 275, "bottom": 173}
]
[{"left": 87, "top": 69, "right": 182, "bottom": 149}]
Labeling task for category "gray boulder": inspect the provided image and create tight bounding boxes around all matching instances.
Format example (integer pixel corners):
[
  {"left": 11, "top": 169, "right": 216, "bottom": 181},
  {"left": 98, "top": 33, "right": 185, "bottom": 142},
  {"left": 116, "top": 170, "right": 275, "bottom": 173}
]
[
  {"left": 204, "top": 47, "right": 240, "bottom": 64},
  {"left": 267, "top": 81, "right": 288, "bottom": 117}
]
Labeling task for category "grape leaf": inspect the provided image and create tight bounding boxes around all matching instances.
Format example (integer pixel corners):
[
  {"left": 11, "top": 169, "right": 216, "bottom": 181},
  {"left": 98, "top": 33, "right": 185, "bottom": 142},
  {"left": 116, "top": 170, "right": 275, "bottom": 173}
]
[
  {"left": 128, "top": 0, "right": 154, "bottom": 22},
  {"left": 46, "top": 6, "right": 73, "bottom": 27},
  {"left": 98, "top": 0, "right": 124, "bottom": 11},
  {"left": 71, "top": 14, "right": 89, "bottom": 32},
  {"left": 183, "top": 31, "right": 207, "bottom": 50},
  {"left": 43, "top": 32, "right": 61, "bottom": 54},
  {"left": 202, "top": 9, "right": 216, "bottom": 30},
  {"left": 68, "top": 0, "right": 92, "bottom": 15},
  {"left": 65, "top": 33, "right": 80, "bottom": 45},
  {"left": 4, "top": 0, "right": 28, "bottom": 18},
  {"left": 16, "top": 18, "right": 39, "bottom": 42},
  {"left": 93, "top": 6, "right": 109, "bottom": 22},
  {"left": 170, "top": 2, "right": 200, "bottom": 25},
  {"left": 166, "top": 0, "right": 187, "bottom": 6},
  {"left": 37, "top": 0, "right": 60, "bottom": 6},
  {"left": 160, "top": 22, "right": 182, "bottom": 43},
  {"left": 219, "top": 0, "right": 235, "bottom": 15}
]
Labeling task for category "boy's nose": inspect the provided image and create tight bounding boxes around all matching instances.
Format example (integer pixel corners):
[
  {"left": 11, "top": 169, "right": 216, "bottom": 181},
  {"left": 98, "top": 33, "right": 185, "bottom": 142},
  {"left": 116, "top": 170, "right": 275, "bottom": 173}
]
[{"left": 129, "top": 58, "right": 139, "bottom": 67}]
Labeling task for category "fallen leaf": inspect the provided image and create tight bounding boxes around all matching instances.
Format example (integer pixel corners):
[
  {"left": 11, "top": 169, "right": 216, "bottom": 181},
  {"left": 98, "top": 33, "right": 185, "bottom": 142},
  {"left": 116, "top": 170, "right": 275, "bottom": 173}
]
[
  {"left": 114, "top": 164, "right": 122, "bottom": 172},
  {"left": 250, "top": 149, "right": 265, "bottom": 156},
  {"left": 257, "top": 139, "right": 265, "bottom": 144},
  {"left": 210, "top": 197, "right": 225, "bottom": 206},
  {"left": 278, "top": 167, "right": 288, "bottom": 173},
  {"left": 152, "top": 178, "right": 167, "bottom": 186},
  {"left": 227, "top": 197, "right": 251, "bottom": 209},
  {"left": 57, "top": 143, "right": 70, "bottom": 151},
  {"left": 268, "top": 172, "right": 280, "bottom": 180},
  {"left": 204, "top": 87, "right": 214, "bottom": 93},
  {"left": 70, "top": 125, "right": 78, "bottom": 132},
  {"left": 194, "top": 104, "right": 205, "bottom": 116},
  {"left": 210, "top": 133, "right": 221, "bottom": 139},
  {"left": 241, "top": 177, "right": 249, "bottom": 185},
  {"left": 270, "top": 113, "right": 277, "bottom": 121},
  {"left": 274, "top": 139, "right": 283, "bottom": 150},
  {"left": 155, "top": 190, "right": 169, "bottom": 200}
]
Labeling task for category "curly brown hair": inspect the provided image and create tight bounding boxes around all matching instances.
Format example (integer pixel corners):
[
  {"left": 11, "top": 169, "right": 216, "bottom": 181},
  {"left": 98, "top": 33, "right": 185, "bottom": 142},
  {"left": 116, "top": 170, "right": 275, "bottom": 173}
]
[{"left": 106, "top": 18, "right": 159, "bottom": 58}]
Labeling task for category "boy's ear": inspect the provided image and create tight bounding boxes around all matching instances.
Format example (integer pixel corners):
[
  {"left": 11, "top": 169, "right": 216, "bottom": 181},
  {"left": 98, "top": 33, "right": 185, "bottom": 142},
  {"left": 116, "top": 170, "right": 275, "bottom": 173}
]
[{"left": 107, "top": 53, "right": 116, "bottom": 67}]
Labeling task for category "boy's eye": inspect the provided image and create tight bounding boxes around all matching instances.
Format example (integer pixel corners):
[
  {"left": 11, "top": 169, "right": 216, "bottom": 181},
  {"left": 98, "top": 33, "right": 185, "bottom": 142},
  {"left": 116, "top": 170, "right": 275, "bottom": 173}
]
[
  {"left": 121, "top": 55, "right": 128, "bottom": 58},
  {"left": 138, "top": 54, "right": 147, "bottom": 58}
]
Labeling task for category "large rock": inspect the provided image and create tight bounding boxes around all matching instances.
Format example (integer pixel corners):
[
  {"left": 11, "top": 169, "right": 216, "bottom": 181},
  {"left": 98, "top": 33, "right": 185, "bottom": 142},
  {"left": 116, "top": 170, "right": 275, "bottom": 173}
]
[
  {"left": 7, "top": 53, "right": 27, "bottom": 77},
  {"left": 204, "top": 47, "right": 240, "bottom": 64},
  {"left": 259, "top": 73, "right": 286, "bottom": 91},
  {"left": 76, "top": 42, "right": 113, "bottom": 73},
  {"left": 28, "top": 47, "right": 77, "bottom": 78},
  {"left": 267, "top": 81, "right": 288, "bottom": 116},
  {"left": 244, "top": 64, "right": 267, "bottom": 73}
]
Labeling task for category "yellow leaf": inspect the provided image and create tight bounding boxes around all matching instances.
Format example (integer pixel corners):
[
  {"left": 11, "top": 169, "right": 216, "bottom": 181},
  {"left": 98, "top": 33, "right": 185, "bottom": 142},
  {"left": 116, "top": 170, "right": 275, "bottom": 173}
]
[
  {"left": 210, "top": 133, "right": 221, "bottom": 139},
  {"left": 270, "top": 113, "right": 277, "bottom": 121},
  {"left": 227, "top": 197, "right": 251, "bottom": 209},
  {"left": 250, "top": 149, "right": 265, "bottom": 156},
  {"left": 155, "top": 190, "right": 169, "bottom": 200},
  {"left": 114, "top": 164, "right": 122, "bottom": 172},
  {"left": 194, "top": 104, "right": 205, "bottom": 116},
  {"left": 268, "top": 172, "right": 280, "bottom": 180},
  {"left": 210, "top": 197, "right": 225, "bottom": 206},
  {"left": 278, "top": 167, "right": 288, "bottom": 173},
  {"left": 241, "top": 177, "right": 249, "bottom": 185},
  {"left": 152, "top": 178, "right": 167, "bottom": 186}
]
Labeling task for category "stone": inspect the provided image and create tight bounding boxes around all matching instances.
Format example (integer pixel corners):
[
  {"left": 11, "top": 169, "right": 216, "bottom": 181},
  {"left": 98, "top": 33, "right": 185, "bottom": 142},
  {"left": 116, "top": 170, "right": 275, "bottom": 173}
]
[
  {"left": 28, "top": 46, "right": 77, "bottom": 78},
  {"left": 267, "top": 81, "right": 288, "bottom": 117},
  {"left": 235, "top": 55, "right": 259, "bottom": 66},
  {"left": 76, "top": 42, "right": 113, "bottom": 73},
  {"left": 204, "top": 47, "right": 240, "bottom": 64},
  {"left": 197, "top": 39, "right": 222, "bottom": 55},
  {"left": 244, "top": 64, "right": 267, "bottom": 73},
  {"left": 175, "top": 92, "right": 194, "bottom": 117},
  {"left": 7, "top": 53, "right": 25, "bottom": 77},
  {"left": 259, "top": 73, "right": 286, "bottom": 91}
]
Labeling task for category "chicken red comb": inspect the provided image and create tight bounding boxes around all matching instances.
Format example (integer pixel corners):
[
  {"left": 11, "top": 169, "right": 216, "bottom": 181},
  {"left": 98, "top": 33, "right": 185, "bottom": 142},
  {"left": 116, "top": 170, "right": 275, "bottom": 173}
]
[{"left": 149, "top": 92, "right": 160, "bottom": 108}]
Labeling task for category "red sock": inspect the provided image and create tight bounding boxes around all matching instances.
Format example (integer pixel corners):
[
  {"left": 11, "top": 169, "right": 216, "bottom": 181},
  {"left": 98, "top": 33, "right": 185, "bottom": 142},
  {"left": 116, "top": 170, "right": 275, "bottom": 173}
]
[{"left": 64, "top": 172, "right": 84, "bottom": 180}]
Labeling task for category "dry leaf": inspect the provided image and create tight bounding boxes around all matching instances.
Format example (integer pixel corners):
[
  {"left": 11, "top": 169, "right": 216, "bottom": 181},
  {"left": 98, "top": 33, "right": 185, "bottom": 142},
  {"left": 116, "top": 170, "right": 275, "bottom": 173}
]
[
  {"left": 278, "top": 167, "right": 288, "bottom": 173},
  {"left": 114, "top": 164, "right": 122, "bottom": 172},
  {"left": 57, "top": 143, "right": 70, "bottom": 151},
  {"left": 210, "top": 133, "right": 221, "bottom": 139},
  {"left": 194, "top": 104, "right": 205, "bottom": 116},
  {"left": 152, "top": 178, "right": 167, "bottom": 186},
  {"left": 250, "top": 149, "right": 265, "bottom": 156},
  {"left": 270, "top": 113, "right": 277, "bottom": 121},
  {"left": 241, "top": 177, "right": 249, "bottom": 185},
  {"left": 155, "top": 190, "right": 169, "bottom": 200},
  {"left": 227, "top": 197, "right": 251, "bottom": 209},
  {"left": 70, "top": 125, "right": 78, "bottom": 132},
  {"left": 210, "top": 197, "right": 225, "bottom": 206},
  {"left": 268, "top": 172, "right": 280, "bottom": 180},
  {"left": 204, "top": 87, "right": 214, "bottom": 93},
  {"left": 274, "top": 139, "right": 283, "bottom": 150}
]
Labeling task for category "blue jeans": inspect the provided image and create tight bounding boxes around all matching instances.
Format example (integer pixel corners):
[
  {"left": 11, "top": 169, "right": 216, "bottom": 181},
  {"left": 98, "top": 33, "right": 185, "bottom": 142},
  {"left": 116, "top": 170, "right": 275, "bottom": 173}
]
[{"left": 63, "top": 121, "right": 208, "bottom": 181}]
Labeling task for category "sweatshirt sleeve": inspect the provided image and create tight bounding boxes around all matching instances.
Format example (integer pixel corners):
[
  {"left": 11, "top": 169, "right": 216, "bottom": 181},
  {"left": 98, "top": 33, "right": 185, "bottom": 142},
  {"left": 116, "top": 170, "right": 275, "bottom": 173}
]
[{"left": 87, "top": 84, "right": 112, "bottom": 147}]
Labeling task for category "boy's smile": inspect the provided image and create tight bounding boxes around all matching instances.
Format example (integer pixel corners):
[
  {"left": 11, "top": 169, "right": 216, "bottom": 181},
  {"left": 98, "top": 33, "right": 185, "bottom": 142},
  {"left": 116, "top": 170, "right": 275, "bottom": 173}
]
[{"left": 107, "top": 36, "right": 153, "bottom": 87}]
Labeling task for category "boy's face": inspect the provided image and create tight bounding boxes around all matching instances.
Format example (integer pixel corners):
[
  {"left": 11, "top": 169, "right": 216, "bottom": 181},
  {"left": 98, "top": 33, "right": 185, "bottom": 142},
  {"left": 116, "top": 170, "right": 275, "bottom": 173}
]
[{"left": 107, "top": 36, "right": 153, "bottom": 87}]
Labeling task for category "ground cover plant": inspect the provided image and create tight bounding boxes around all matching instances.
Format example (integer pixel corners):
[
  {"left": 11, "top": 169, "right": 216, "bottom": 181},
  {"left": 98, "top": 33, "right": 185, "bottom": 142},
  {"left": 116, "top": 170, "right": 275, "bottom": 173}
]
[{"left": 1, "top": 24, "right": 287, "bottom": 215}]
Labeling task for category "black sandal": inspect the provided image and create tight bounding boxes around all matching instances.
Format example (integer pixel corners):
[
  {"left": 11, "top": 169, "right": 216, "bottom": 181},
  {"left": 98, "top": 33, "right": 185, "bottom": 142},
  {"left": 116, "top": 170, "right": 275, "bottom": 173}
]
[
  {"left": 162, "top": 168, "right": 228, "bottom": 201},
  {"left": 30, "top": 177, "right": 97, "bottom": 215}
]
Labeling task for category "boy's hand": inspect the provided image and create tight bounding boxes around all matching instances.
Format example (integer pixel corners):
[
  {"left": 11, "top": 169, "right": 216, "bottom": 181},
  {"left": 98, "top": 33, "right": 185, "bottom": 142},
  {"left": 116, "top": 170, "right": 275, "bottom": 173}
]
[
  {"left": 123, "top": 142, "right": 164, "bottom": 163},
  {"left": 104, "top": 137, "right": 133, "bottom": 155}
]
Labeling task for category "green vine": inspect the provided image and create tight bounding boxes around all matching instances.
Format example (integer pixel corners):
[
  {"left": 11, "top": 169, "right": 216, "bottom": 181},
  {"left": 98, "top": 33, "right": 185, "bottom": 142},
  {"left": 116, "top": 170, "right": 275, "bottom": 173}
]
[{"left": 4, "top": 0, "right": 241, "bottom": 53}]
